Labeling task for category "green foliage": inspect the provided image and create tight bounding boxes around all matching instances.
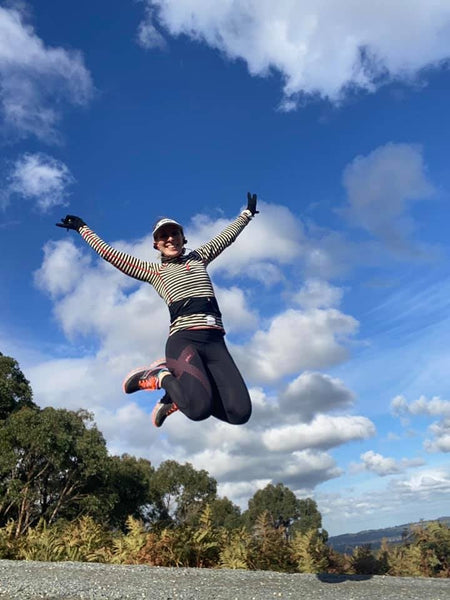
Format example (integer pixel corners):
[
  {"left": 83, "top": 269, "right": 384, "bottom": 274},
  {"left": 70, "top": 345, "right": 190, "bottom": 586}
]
[
  {"left": 150, "top": 460, "right": 217, "bottom": 526},
  {"left": 0, "top": 407, "right": 110, "bottom": 535},
  {"left": 109, "top": 516, "right": 148, "bottom": 564},
  {"left": 11, "top": 517, "right": 111, "bottom": 562},
  {"left": 247, "top": 511, "right": 294, "bottom": 572},
  {"left": 290, "top": 528, "right": 329, "bottom": 573},
  {"left": 219, "top": 527, "right": 250, "bottom": 569},
  {"left": 106, "top": 455, "right": 155, "bottom": 530},
  {"left": 0, "top": 515, "right": 448, "bottom": 576},
  {"left": 244, "top": 484, "right": 324, "bottom": 540},
  {"left": 244, "top": 483, "right": 301, "bottom": 530},
  {"left": 387, "top": 522, "right": 450, "bottom": 577},
  {"left": 0, "top": 352, "right": 37, "bottom": 420},
  {"left": 189, "top": 504, "right": 221, "bottom": 567},
  {"left": 387, "top": 543, "right": 425, "bottom": 577},
  {"left": 0, "top": 520, "right": 17, "bottom": 559},
  {"left": 208, "top": 496, "right": 243, "bottom": 530},
  {"left": 350, "top": 544, "right": 382, "bottom": 575}
]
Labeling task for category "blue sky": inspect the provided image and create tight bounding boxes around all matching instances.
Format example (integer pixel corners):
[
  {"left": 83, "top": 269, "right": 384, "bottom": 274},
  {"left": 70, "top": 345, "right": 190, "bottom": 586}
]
[{"left": 1, "top": 0, "right": 450, "bottom": 536}]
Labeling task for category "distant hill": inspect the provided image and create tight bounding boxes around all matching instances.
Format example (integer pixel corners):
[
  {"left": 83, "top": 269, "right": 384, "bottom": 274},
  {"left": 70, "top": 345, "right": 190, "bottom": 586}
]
[{"left": 327, "top": 516, "right": 450, "bottom": 554}]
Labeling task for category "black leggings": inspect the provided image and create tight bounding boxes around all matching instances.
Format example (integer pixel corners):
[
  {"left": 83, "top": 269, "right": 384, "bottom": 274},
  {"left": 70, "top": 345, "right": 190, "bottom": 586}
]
[{"left": 161, "top": 329, "right": 252, "bottom": 425}]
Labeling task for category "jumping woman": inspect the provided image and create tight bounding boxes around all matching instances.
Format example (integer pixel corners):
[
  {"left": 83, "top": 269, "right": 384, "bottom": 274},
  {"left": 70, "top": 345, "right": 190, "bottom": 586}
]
[{"left": 56, "top": 192, "right": 258, "bottom": 428}]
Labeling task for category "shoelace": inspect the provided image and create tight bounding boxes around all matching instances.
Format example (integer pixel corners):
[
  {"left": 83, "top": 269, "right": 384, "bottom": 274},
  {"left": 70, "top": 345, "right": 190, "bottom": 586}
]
[
  {"left": 165, "top": 403, "right": 179, "bottom": 415},
  {"left": 138, "top": 376, "right": 159, "bottom": 390}
]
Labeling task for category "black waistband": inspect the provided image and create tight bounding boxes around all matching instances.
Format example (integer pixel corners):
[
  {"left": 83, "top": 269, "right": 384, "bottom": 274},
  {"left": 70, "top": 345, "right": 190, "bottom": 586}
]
[{"left": 168, "top": 296, "right": 222, "bottom": 324}]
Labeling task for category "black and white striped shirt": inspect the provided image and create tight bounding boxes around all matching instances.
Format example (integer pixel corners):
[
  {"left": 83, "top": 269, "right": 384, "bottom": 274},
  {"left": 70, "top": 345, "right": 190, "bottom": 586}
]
[{"left": 79, "top": 212, "right": 252, "bottom": 335}]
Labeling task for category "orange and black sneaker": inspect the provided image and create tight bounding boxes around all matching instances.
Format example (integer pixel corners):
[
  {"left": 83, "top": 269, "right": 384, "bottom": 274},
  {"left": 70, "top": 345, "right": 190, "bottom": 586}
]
[
  {"left": 151, "top": 399, "right": 179, "bottom": 427},
  {"left": 122, "top": 359, "right": 168, "bottom": 394}
]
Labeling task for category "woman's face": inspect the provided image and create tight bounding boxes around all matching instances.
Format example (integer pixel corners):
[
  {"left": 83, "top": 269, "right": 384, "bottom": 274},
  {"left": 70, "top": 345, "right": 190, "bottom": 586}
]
[{"left": 154, "top": 225, "right": 184, "bottom": 258}]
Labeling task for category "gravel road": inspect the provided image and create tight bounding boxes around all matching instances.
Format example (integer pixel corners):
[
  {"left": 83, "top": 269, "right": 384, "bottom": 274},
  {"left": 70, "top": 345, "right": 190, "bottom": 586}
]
[{"left": 0, "top": 560, "right": 448, "bottom": 600}]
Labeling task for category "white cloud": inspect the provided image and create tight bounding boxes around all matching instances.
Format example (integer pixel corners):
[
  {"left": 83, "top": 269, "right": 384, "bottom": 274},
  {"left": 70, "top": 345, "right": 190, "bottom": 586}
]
[
  {"left": 3, "top": 153, "right": 75, "bottom": 211},
  {"left": 391, "top": 394, "right": 450, "bottom": 417},
  {"left": 190, "top": 202, "right": 307, "bottom": 283},
  {"left": 34, "top": 239, "right": 91, "bottom": 297},
  {"left": 294, "top": 279, "right": 344, "bottom": 309},
  {"left": 215, "top": 285, "right": 258, "bottom": 334},
  {"left": 358, "top": 450, "right": 425, "bottom": 476},
  {"left": 234, "top": 307, "right": 359, "bottom": 384},
  {"left": 342, "top": 143, "right": 435, "bottom": 253},
  {"left": 280, "top": 371, "right": 355, "bottom": 421},
  {"left": 140, "top": 1, "right": 450, "bottom": 107},
  {"left": 425, "top": 419, "right": 450, "bottom": 453},
  {"left": 391, "top": 394, "right": 450, "bottom": 454},
  {"left": 0, "top": 6, "right": 93, "bottom": 140},
  {"left": 262, "top": 414, "right": 375, "bottom": 452},
  {"left": 136, "top": 4, "right": 167, "bottom": 49},
  {"left": 391, "top": 466, "right": 450, "bottom": 498}
]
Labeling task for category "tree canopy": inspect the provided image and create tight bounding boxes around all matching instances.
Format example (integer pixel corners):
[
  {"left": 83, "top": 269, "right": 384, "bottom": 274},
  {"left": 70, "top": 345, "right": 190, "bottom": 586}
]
[{"left": 0, "top": 353, "right": 37, "bottom": 420}]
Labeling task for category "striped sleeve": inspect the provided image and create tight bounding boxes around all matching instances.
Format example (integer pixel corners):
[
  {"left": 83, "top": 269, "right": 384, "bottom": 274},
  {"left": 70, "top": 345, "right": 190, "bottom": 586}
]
[
  {"left": 194, "top": 212, "right": 251, "bottom": 264},
  {"left": 79, "top": 226, "right": 158, "bottom": 283}
]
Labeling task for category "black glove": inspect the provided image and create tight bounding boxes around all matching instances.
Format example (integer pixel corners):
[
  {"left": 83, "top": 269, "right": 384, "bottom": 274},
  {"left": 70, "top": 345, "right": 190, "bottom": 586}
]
[
  {"left": 56, "top": 215, "right": 86, "bottom": 232},
  {"left": 246, "top": 192, "right": 259, "bottom": 216}
]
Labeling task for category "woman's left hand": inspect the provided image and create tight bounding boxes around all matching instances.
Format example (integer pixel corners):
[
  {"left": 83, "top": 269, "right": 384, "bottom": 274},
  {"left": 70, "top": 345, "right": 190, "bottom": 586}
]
[{"left": 246, "top": 192, "right": 259, "bottom": 215}]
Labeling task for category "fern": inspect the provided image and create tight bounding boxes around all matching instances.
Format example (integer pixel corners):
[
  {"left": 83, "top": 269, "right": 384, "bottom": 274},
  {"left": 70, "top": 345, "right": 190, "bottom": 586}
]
[
  {"left": 110, "top": 516, "right": 147, "bottom": 564},
  {"left": 218, "top": 527, "right": 249, "bottom": 569},
  {"left": 290, "top": 529, "right": 329, "bottom": 573}
]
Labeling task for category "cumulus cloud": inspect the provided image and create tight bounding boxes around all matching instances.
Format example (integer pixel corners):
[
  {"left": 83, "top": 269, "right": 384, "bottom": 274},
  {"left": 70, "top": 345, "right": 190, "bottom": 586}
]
[
  {"left": 3, "top": 153, "right": 75, "bottom": 211},
  {"left": 342, "top": 143, "right": 435, "bottom": 254},
  {"left": 234, "top": 307, "right": 359, "bottom": 384},
  {"left": 425, "top": 419, "right": 450, "bottom": 453},
  {"left": 215, "top": 285, "right": 258, "bottom": 334},
  {"left": 391, "top": 394, "right": 450, "bottom": 417},
  {"left": 0, "top": 6, "right": 93, "bottom": 140},
  {"left": 280, "top": 371, "right": 355, "bottom": 421},
  {"left": 190, "top": 202, "right": 307, "bottom": 283},
  {"left": 139, "top": 1, "right": 450, "bottom": 107},
  {"left": 358, "top": 450, "right": 425, "bottom": 476},
  {"left": 262, "top": 414, "right": 375, "bottom": 452},
  {"left": 294, "top": 279, "right": 344, "bottom": 310}
]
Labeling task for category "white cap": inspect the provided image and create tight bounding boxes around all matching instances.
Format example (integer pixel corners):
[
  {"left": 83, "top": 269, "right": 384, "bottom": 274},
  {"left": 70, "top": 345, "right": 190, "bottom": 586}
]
[{"left": 152, "top": 218, "right": 183, "bottom": 239}]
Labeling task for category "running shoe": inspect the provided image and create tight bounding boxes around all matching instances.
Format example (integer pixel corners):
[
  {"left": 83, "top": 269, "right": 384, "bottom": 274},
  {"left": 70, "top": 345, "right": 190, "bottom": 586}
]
[
  {"left": 151, "top": 401, "right": 179, "bottom": 427},
  {"left": 122, "top": 359, "right": 167, "bottom": 394}
]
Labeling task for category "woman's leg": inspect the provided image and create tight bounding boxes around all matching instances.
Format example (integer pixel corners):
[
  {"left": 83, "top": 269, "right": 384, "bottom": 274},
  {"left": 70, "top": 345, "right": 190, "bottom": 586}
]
[
  {"left": 201, "top": 334, "right": 252, "bottom": 425},
  {"left": 161, "top": 331, "right": 214, "bottom": 421}
]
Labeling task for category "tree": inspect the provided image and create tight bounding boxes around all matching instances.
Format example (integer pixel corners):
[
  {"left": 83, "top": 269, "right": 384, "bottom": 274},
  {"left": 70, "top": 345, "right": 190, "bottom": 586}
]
[
  {"left": 0, "top": 353, "right": 37, "bottom": 420},
  {"left": 244, "top": 483, "right": 302, "bottom": 530},
  {"left": 209, "top": 496, "right": 242, "bottom": 530},
  {"left": 106, "top": 454, "right": 156, "bottom": 529},
  {"left": 294, "top": 498, "right": 326, "bottom": 539},
  {"left": 150, "top": 460, "right": 217, "bottom": 526},
  {"left": 0, "top": 407, "right": 110, "bottom": 535}
]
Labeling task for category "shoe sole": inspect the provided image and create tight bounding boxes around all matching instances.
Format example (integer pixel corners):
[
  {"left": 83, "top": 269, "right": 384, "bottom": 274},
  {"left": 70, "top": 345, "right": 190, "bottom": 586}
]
[{"left": 151, "top": 402, "right": 179, "bottom": 428}]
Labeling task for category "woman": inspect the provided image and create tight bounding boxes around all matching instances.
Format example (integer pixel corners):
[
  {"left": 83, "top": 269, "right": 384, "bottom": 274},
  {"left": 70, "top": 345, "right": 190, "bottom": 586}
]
[{"left": 56, "top": 193, "right": 258, "bottom": 428}]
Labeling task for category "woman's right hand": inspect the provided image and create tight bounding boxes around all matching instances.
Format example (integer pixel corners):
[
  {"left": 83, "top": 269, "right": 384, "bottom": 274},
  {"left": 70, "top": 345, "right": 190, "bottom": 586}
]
[{"left": 56, "top": 215, "right": 86, "bottom": 232}]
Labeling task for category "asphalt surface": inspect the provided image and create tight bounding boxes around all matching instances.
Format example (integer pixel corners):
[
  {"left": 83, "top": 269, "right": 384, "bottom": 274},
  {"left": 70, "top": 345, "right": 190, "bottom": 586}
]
[{"left": 0, "top": 560, "right": 448, "bottom": 599}]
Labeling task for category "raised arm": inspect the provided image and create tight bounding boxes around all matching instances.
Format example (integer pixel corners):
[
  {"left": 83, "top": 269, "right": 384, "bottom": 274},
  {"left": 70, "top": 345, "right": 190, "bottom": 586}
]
[
  {"left": 194, "top": 192, "right": 258, "bottom": 264},
  {"left": 56, "top": 215, "right": 158, "bottom": 283}
]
